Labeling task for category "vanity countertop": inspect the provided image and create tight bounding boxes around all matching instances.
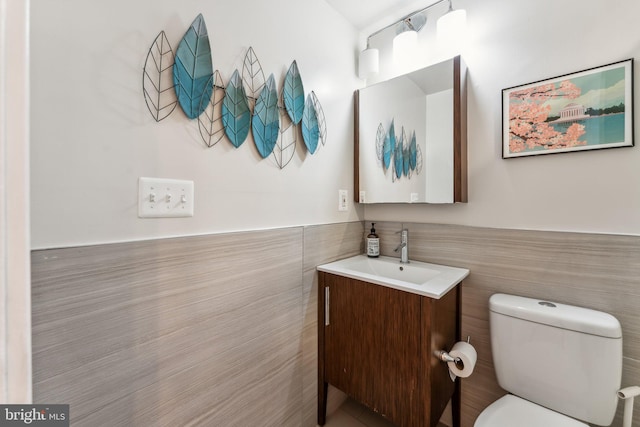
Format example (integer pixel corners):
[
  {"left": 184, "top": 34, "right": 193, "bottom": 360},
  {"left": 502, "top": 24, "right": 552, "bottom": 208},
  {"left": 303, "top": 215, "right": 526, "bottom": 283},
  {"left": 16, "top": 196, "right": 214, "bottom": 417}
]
[{"left": 317, "top": 254, "right": 469, "bottom": 299}]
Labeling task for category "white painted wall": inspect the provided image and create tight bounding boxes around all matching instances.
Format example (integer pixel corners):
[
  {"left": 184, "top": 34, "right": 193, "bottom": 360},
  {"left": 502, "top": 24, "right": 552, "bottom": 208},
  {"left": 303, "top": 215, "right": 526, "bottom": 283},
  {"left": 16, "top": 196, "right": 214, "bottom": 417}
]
[
  {"left": 30, "top": 0, "right": 362, "bottom": 249},
  {"left": 362, "top": 0, "right": 640, "bottom": 236},
  {"left": 1, "top": 0, "right": 32, "bottom": 403}
]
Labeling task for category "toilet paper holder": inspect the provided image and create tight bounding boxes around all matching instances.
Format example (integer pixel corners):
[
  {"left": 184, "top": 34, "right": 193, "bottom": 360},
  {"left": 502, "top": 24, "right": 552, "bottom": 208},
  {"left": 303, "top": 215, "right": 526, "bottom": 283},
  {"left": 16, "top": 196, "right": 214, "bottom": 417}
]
[{"left": 435, "top": 336, "right": 471, "bottom": 367}]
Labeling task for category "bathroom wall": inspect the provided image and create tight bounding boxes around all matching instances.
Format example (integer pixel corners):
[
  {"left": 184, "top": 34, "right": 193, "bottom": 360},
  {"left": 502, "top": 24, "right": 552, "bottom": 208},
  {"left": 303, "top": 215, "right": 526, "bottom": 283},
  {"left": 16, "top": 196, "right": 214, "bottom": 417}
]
[
  {"left": 30, "top": 0, "right": 361, "bottom": 249},
  {"left": 362, "top": 0, "right": 640, "bottom": 236},
  {"left": 29, "top": 2, "right": 640, "bottom": 427},
  {"left": 371, "top": 220, "right": 640, "bottom": 427},
  {"left": 31, "top": 221, "right": 363, "bottom": 426}
]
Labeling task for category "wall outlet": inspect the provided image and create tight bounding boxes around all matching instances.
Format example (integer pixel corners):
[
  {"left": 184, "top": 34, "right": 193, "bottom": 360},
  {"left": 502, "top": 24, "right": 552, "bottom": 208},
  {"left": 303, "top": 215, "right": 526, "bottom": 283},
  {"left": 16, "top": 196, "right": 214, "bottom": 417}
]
[
  {"left": 338, "top": 190, "right": 348, "bottom": 211},
  {"left": 138, "top": 177, "right": 194, "bottom": 218}
]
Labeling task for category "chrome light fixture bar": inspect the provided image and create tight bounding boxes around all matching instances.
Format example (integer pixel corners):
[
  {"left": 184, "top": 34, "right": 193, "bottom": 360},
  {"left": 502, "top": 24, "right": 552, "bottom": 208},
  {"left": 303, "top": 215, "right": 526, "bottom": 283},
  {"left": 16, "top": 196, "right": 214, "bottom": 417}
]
[{"left": 358, "top": 0, "right": 466, "bottom": 79}]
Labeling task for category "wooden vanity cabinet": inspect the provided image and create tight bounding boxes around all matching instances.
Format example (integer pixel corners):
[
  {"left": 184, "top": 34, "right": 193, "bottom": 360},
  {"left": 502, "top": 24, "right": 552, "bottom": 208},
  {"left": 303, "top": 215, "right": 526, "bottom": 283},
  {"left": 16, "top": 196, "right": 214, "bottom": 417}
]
[{"left": 317, "top": 272, "right": 460, "bottom": 427}]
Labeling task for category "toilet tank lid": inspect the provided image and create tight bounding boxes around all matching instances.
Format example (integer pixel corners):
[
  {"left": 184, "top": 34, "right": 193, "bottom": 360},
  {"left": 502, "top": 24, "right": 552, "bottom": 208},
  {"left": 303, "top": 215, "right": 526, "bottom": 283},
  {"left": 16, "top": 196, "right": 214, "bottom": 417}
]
[{"left": 489, "top": 294, "right": 622, "bottom": 338}]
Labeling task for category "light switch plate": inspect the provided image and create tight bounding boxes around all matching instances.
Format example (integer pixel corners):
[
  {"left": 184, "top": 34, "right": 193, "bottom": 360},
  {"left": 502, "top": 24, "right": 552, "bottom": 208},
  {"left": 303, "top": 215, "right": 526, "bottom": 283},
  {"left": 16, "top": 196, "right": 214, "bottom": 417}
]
[
  {"left": 338, "top": 190, "right": 348, "bottom": 211},
  {"left": 138, "top": 177, "right": 194, "bottom": 218}
]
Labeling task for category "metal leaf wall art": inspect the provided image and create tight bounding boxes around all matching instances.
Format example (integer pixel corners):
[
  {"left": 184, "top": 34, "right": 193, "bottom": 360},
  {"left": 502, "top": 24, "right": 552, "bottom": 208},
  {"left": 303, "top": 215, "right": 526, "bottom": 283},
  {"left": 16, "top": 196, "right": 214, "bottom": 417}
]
[
  {"left": 311, "top": 91, "right": 327, "bottom": 146},
  {"left": 409, "top": 131, "right": 417, "bottom": 171},
  {"left": 252, "top": 74, "right": 280, "bottom": 158},
  {"left": 283, "top": 61, "right": 305, "bottom": 125},
  {"left": 375, "top": 123, "right": 385, "bottom": 163},
  {"left": 198, "top": 70, "right": 226, "bottom": 147},
  {"left": 242, "top": 47, "right": 266, "bottom": 113},
  {"left": 173, "top": 14, "right": 214, "bottom": 119},
  {"left": 274, "top": 90, "right": 297, "bottom": 169},
  {"left": 143, "top": 16, "right": 328, "bottom": 169},
  {"left": 302, "top": 94, "right": 319, "bottom": 154},
  {"left": 383, "top": 119, "right": 396, "bottom": 170},
  {"left": 379, "top": 120, "right": 422, "bottom": 182},
  {"left": 222, "top": 69, "right": 251, "bottom": 147},
  {"left": 394, "top": 130, "right": 404, "bottom": 180},
  {"left": 143, "top": 31, "right": 178, "bottom": 122}
]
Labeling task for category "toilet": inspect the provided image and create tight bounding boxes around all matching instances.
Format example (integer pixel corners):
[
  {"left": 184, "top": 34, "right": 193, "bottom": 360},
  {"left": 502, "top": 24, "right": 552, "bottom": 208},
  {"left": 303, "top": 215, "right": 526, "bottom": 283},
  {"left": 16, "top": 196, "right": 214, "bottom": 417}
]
[{"left": 475, "top": 293, "right": 622, "bottom": 427}]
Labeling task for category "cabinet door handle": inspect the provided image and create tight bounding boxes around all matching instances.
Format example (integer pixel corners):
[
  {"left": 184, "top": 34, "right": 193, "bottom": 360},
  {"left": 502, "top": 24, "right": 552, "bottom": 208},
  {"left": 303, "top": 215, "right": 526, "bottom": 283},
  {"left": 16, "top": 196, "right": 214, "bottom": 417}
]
[{"left": 325, "top": 287, "right": 330, "bottom": 326}]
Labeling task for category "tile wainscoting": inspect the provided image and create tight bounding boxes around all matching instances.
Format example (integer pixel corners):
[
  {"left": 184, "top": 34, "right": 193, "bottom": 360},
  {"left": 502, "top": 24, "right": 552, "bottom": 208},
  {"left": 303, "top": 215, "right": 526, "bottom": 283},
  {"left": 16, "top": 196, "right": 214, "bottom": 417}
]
[
  {"left": 31, "top": 222, "right": 364, "bottom": 426},
  {"left": 32, "top": 221, "right": 640, "bottom": 427},
  {"left": 371, "top": 221, "right": 640, "bottom": 427}
]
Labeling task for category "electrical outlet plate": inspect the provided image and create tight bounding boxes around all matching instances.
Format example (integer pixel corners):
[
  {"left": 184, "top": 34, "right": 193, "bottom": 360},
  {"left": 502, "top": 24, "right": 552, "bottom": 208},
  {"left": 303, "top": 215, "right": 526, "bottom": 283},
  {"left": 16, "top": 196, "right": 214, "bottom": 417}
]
[
  {"left": 138, "top": 177, "right": 194, "bottom": 218},
  {"left": 338, "top": 190, "right": 348, "bottom": 211}
]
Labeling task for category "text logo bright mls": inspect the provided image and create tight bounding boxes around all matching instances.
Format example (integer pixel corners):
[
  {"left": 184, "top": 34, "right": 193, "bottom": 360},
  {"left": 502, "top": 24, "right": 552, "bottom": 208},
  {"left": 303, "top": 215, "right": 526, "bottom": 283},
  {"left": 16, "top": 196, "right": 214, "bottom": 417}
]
[{"left": 0, "top": 405, "right": 68, "bottom": 426}]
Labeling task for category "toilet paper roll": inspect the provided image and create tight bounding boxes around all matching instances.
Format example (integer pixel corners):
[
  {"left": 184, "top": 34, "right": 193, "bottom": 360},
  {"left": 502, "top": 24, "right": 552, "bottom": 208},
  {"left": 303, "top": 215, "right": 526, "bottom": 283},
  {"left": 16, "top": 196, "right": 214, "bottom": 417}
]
[{"left": 447, "top": 341, "right": 477, "bottom": 379}]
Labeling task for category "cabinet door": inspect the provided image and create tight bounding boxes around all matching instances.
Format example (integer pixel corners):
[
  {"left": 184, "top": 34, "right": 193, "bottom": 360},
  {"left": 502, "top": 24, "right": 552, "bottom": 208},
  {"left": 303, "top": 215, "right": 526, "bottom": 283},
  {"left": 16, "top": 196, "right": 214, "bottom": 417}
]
[{"left": 323, "top": 274, "right": 423, "bottom": 427}]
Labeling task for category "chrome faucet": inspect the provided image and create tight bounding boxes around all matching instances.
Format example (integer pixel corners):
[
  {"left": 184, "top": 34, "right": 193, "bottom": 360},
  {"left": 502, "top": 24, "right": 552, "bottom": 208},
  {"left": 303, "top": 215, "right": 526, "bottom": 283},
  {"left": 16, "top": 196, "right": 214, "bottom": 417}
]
[{"left": 394, "top": 229, "right": 409, "bottom": 264}]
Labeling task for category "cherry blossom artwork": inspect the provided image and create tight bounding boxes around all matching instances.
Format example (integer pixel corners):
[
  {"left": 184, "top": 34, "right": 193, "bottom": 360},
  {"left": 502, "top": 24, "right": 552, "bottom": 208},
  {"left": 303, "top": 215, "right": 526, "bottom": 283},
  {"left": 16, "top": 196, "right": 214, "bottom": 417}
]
[{"left": 502, "top": 59, "right": 633, "bottom": 158}]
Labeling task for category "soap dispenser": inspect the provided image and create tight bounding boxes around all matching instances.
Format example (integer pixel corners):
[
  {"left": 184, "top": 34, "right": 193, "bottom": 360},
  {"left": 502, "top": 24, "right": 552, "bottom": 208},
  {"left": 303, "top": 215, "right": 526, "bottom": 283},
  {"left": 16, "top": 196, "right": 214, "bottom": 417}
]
[{"left": 366, "top": 223, "right": 380, "bottom": 258}]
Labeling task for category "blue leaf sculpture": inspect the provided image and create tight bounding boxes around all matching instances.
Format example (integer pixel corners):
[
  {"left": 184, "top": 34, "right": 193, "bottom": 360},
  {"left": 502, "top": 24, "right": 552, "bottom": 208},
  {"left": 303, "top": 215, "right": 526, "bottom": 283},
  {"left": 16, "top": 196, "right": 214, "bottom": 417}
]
[
  {"left": 302, "top": 94, "right": 320, "bottom": 154},
  {"left": 383, "top": 120, "right": 396, "bottom": 170},
  {"left": 394, "top": 140, "right": 403, "bottom": 179},
  {"left": 283, "top": 61, "right": 305, "bottom": 125},
  {"left": 252, "top": 74, "right": 279, "bottom": 158},
  {"left": 409, "top": 131, "right": 417, "bottom": 171},
  {"left": 222, "top": 69, "right": 251, "bottom": 147},
  {"left": 173, "top": 14, "right": 214, "bottom": 119},
  {"left": 403, "top": 147, "right": 410, "bottom": 177}
]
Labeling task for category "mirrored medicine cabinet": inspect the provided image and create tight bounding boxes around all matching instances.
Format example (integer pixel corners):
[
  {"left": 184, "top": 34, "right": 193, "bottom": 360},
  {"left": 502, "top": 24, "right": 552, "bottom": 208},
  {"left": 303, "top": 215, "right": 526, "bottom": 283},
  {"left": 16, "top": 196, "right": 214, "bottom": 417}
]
[{"left": 355, "top": 55, "right": 467, "bottom": 204}]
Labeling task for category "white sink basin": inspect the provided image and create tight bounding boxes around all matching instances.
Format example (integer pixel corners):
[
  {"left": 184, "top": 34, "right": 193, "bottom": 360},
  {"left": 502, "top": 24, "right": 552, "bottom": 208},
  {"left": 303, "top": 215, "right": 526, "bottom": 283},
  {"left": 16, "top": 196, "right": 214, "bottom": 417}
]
[{"left": 317, "top": 255, "right": 469, "bottom": 298}]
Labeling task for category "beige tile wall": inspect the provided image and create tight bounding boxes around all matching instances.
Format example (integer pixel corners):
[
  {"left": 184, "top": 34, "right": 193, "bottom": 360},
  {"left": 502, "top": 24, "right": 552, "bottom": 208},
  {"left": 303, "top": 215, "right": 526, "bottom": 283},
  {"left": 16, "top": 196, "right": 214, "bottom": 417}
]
[
  {"left": 31, "top": 223, "right": 363, "bottom": 427},
  {"left": 33, "top": 221, "right": 639, "bottom": 427},
  {"left": 372, "top": 221, "right": 640, "bottom": 427}
]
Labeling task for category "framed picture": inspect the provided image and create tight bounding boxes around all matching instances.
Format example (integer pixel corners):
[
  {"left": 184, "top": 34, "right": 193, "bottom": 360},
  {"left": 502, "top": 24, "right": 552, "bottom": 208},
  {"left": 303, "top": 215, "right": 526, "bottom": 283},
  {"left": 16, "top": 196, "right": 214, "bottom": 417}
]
[{"left": 502, "top": 59, "right": 633, "bottom": 158}]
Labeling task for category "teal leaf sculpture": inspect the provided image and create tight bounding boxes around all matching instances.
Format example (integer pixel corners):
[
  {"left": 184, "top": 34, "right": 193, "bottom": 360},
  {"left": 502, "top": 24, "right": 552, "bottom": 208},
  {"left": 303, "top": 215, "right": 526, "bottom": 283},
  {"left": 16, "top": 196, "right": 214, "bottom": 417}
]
[
  {"left": 394, "top": 139, "right": 403, "bottom": 180},
  {"left": 403, "top": 147, "right": 410, "bottom": 177},
  {"left": 383, "top": 120, "right": 396, "bottom": 170},
  {"left": 173, "top": 14, "right": 213, "bottom": 119},
  {"left": 283, "top": 61, "right": 305, "bottom": 124},
  {"left": 401, "top": 127, "right": 410, "bottom": 177},
  {"left": 302, "top": 94, "right": 319, "bottom": 154},
  {"left": 310, "top": 91, "right": 327, "bottom": 146},
  {"left": 222, "top": 69, "right": 251, "bottom": 147},
  {"left": 198, "top": 70, "right": 226, "bottom": 147},
  {"left": 409, "top": 130, "right": 417, "bottom": 171},
  {"left": 252, "top": 74, "right": 279, "bottom": 158},
  {"left": 143, "top": 31, "right": 177, "bottom": 122}
]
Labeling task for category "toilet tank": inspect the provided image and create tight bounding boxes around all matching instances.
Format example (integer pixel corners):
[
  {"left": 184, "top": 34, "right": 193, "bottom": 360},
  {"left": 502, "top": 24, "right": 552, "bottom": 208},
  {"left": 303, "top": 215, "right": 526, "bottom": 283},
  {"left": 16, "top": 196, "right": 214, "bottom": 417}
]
[{"left": 489, "top": 294, "right": 622, "bottom": 426}]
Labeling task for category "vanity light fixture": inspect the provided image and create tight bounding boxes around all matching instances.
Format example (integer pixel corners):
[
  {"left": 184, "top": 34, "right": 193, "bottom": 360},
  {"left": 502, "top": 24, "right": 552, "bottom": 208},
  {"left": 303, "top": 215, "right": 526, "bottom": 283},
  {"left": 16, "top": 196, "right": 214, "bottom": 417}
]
[
  {"left": 437, "top": 0, "right": 467, "bottom": 43},
  {"left": 358, "top": 41, "right": 379, "bottom": 79},
  {"left": 357, "top": 0, "right": 467, "bottom": 78},
  {"left": 392, "top": 14, "right": 424, "bottom": 64}
]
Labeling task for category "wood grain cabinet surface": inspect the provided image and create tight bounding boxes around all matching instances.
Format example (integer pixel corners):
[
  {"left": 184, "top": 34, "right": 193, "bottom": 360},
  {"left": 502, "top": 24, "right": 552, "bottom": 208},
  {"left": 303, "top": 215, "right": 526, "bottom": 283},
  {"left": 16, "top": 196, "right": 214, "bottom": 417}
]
[{"left": 318, "top": 272, "right": 461, "bottom": 427}]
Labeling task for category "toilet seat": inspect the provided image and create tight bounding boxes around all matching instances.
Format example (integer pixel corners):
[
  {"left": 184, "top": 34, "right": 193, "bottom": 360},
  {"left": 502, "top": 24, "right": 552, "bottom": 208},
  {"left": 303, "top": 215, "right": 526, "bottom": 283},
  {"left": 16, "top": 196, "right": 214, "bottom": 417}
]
[{"left": 474, "top": 394, "right": 588, "bottom": 427}]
